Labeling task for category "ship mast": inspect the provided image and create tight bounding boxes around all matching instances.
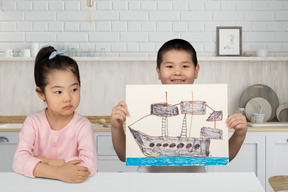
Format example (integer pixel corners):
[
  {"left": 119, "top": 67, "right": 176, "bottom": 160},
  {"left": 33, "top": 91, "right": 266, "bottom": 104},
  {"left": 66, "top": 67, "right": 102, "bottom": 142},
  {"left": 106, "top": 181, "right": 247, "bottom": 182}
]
[{"left": 161, "top": 92, "right": 168, "bottom": 137}]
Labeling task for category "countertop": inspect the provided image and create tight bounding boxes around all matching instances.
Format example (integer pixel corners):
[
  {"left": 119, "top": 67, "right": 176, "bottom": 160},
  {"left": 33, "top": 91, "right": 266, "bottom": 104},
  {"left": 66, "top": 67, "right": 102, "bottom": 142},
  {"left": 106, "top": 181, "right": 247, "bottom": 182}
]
[{"left": 0, "top": 172, "right": 264, "bottom": 192}]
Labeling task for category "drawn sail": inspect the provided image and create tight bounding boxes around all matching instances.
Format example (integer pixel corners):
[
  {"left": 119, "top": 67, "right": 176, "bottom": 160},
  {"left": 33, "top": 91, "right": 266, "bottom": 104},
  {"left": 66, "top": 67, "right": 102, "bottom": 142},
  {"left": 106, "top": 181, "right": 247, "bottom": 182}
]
[
  {"left": 180, "top": 101, "right": 206, "bottom": 114},
  {"left": 151, "top": 103, "right": 179, "bottom": 117}
]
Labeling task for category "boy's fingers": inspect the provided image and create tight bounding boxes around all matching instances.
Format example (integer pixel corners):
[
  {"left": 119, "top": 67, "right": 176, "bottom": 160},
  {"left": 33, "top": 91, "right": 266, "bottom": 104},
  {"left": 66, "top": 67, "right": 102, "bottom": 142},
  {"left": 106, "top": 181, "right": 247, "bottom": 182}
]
[
  {"left": 118, "top": 101, "right": 130, "bottom": 116},
  {"left": 112, "top": 104, "right": 130, "bottom": 117},
  {"left": 118, "top": 101, "right": 127, "bottom": 107}
]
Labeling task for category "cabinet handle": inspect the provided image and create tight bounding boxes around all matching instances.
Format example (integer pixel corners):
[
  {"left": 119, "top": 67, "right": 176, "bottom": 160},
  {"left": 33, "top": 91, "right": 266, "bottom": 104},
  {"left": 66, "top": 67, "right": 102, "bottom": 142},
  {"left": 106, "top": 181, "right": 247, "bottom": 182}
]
[{"left": 0, "top": 136, "right": 9, "bottom": 142}]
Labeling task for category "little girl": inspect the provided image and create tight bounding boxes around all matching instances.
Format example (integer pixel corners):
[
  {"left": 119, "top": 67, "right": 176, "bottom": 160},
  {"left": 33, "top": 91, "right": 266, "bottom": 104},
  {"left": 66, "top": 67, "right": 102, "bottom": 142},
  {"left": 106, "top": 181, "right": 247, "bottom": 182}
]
[{"left": 13, "top": 46, "right": 97, "bottom": 183}]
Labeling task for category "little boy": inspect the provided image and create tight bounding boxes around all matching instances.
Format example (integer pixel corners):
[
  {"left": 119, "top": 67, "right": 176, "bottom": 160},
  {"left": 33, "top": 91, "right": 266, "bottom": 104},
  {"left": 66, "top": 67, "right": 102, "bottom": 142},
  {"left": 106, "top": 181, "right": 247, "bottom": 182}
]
[{"left": 111, "top": 39, "right": 247, "bottom": 172}]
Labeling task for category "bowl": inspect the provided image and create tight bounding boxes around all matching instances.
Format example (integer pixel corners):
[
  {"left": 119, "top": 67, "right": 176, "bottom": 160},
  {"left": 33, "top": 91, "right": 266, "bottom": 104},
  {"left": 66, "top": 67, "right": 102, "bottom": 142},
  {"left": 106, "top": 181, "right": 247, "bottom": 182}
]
[{"left": 276, "top": 104, "right": 288, "bottom": 122}]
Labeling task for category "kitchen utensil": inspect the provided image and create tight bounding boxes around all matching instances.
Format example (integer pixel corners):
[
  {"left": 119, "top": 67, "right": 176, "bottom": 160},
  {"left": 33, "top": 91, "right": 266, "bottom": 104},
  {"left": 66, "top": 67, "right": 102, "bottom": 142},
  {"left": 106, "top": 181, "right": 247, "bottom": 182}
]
[
  {"left": 12, "top": 49, "right": 20, "bottom": 57},
  {"left": 245, "top": 97, "right": 272, "bottom": 122},
  {"left": 31, "top": 43, "right": 39, "bottom": 50},
  {"left": 88, "top": 48, "right": 95, "bottom": 57},
  {"left": 236, "top": 108, "right": 245, "bottom": 115},
  {"left": 19, "top": 49, "right": 31, "bottom": 57},
  {"left": 239, "top": 84, "right": 279, "bottom": 121},
  {"left": 68, "top": 48, "right": 77, "bottom": 57},
  {"left": 100, "top": 48, "right": 106, "bottom": 57},
  {"left": 31, "top": 49, "right": 38, "bottom": 57},
  {"left": 251, "top": 113, "right": 265, "bottom": 123},
  {"left": 276, "top": 103, "right": 288, "bottom": 122},
  {"left": 4, "top": 49, "right": 13, "bottom": 57}
]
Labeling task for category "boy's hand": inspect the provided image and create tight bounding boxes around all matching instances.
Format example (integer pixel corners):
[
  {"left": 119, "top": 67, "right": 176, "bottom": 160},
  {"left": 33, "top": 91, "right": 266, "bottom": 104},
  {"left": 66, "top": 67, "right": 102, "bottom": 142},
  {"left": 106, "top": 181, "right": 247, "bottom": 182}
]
[
  {"left": 111, "top": 101, "right": 130, "bottom": 129},
  {"left": 57, "top": 160, "right": 90, "bottom": 183},
  {"left": 226, "top": 114, "right": 247, "bottom": 135}
]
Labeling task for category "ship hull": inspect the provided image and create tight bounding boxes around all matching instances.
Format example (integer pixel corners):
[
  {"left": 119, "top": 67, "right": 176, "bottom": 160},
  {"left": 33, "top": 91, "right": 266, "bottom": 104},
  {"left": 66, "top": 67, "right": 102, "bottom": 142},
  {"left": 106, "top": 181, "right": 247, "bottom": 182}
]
[{"left": 128, "top": 127, "right": 210, "bottom": 157}]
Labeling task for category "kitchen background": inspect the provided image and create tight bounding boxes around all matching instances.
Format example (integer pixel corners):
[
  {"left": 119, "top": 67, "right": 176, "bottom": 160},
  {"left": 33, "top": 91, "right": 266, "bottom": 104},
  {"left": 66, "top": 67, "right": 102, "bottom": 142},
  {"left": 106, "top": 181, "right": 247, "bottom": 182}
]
[{"left": 0, "top": 0, "right": 287, "bottom": 117}]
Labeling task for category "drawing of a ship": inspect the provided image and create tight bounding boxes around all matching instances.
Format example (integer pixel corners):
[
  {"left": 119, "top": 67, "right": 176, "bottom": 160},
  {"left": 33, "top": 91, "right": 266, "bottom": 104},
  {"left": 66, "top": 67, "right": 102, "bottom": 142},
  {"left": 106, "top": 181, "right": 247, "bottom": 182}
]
[{"left": 128, "top": 92, "right": 224, "bottom": 158}]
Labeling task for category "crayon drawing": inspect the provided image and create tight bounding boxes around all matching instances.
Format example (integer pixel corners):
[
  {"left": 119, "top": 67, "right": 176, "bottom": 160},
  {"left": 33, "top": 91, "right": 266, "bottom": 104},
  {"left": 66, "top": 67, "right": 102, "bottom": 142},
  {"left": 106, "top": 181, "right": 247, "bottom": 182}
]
[{"left": 126, "top": 84, "right": 229, "bottom": 166}]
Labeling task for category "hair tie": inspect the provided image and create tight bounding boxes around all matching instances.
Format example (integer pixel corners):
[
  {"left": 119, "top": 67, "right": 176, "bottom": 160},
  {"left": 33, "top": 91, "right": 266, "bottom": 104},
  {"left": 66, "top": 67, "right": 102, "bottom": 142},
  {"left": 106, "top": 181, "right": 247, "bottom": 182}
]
[{"left": 49, "top": 50, "right": 66, "bottom": 60}]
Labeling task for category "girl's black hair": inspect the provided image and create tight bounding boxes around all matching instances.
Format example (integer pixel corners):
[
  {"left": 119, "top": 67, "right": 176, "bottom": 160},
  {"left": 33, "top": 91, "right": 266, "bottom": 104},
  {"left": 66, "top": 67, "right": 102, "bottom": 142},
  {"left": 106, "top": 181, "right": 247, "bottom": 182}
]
[
  {"left": 34, "top": 46, "right": 80, "bottom": 93},
  {"left": 157, "top": 39, "right": 198, "bottom": 69}
]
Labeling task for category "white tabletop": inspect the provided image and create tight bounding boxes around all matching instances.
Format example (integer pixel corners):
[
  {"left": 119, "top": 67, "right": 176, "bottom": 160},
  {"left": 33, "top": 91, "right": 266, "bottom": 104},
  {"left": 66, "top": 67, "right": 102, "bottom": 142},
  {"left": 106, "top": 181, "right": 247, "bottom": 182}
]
[{"left": 0, "top": 172, "right": 264, "bottom": 192}]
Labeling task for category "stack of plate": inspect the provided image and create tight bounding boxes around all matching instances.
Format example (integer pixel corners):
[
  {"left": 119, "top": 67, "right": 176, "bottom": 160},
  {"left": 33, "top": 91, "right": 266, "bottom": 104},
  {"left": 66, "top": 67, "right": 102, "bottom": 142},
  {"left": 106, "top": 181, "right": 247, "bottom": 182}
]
[{"left": 239, "top": 84, "right": 279, "bottom": 122}]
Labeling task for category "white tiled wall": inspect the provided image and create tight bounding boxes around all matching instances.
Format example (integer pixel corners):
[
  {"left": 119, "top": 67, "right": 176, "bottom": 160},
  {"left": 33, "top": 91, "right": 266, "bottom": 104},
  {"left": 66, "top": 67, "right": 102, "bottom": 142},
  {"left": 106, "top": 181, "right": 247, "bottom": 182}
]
[{"left": 0, "top": 0, "right": 287, "bottom": 57}]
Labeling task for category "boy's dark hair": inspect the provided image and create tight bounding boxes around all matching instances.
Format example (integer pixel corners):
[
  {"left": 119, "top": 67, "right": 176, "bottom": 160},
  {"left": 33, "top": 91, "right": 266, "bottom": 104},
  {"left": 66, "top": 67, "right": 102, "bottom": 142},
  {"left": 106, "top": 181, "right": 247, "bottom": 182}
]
[
  {"left": 157, "top": 39, "right": 198, "bottom": 69},
  {"left": 34, "top": 46, "right": 80, "bottom": 93}
]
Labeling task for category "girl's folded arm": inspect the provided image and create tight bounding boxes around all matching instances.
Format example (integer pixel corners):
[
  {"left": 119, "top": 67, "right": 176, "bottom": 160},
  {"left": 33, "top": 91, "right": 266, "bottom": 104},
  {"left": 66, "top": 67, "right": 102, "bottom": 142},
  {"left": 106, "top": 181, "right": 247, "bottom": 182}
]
[
  {"left": 74, "top": 123, "right": 97, "bottom": 175},
  {"left": 13, "top": 117, "right": 41, "bottom": 177}
]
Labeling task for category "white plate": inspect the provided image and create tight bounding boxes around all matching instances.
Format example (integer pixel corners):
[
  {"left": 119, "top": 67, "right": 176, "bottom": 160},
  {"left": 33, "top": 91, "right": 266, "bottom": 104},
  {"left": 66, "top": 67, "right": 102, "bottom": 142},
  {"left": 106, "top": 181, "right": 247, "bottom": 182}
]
[
  {"left": 245, "top": 97, "right": 272, "bottom": 122},
  {"left": 239, "top": 84, "right": 279, "bottom": 121}
]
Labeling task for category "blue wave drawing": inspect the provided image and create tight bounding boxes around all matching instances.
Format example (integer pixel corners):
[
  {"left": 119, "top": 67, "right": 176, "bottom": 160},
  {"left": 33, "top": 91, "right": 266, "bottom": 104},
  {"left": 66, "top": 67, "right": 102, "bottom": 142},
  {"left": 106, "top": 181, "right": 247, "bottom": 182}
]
[{"left": 126, "top": 157, "right": 229, "bottom": 166}]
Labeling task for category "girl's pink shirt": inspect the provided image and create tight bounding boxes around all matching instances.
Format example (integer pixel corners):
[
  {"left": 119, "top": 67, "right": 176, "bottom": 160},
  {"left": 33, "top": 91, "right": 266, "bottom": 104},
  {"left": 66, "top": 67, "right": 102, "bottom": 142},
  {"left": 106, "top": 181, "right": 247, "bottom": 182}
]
[{"left": 13, "top": 109, "right": 97, "bottom": 178}]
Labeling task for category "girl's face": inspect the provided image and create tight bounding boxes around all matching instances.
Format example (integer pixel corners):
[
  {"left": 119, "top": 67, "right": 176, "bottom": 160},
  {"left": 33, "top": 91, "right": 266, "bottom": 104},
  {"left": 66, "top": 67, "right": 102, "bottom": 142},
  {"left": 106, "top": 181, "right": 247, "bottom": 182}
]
[
  {"left": 38, "top": 69, "right": 80, "bottom": 118},
  {"left": 156, "top": 50, "right": 200, "bottom": 84}
]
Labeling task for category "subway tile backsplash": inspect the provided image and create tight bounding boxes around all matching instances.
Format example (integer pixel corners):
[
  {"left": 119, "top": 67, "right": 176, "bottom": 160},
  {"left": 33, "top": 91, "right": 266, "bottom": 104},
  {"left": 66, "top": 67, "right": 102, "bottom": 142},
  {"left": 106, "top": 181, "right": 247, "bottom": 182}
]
[{"left": 0, "top": 0, "right": 287, "bottom": 56}]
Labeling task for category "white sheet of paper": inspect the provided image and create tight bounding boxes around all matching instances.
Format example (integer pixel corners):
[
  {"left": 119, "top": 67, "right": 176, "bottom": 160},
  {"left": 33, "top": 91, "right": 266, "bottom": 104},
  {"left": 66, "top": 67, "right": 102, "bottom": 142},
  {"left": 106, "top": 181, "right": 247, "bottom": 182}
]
[{"left": 126, "top": 84, "right": 228, "bottom": 166}]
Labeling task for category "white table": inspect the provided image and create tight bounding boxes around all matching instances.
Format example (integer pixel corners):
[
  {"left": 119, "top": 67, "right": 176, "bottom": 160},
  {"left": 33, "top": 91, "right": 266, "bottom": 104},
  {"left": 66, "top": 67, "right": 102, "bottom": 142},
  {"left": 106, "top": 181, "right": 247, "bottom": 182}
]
[{"left": 0, "top": 172, "right": 264, "bottom": 192}]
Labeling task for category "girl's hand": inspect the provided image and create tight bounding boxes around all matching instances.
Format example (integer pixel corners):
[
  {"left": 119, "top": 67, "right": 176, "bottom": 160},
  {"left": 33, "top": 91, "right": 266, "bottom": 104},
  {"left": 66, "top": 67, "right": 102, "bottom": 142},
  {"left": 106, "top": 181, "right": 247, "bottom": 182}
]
[
  {"left": 34, "top": 155, "right": 65, "bottom": 167},
  {"left": 34, "top": 155, "right": 49, "bottom": 164},
  {"left": 226, "top": 114, "right": 247, "bottom": 136},
  {"left": 111, "top": 101, "right": 130, "bottom": 130},
  {"left": 57, "top": 160, "right": 90, "bottom": 183}
]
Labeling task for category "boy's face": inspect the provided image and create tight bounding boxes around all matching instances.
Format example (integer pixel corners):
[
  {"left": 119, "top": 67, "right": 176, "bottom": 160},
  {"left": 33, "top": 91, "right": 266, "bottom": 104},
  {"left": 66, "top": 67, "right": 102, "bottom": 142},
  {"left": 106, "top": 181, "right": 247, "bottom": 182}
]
[{"left": 156, "top": 50, "right": 200, "bottom": 84}]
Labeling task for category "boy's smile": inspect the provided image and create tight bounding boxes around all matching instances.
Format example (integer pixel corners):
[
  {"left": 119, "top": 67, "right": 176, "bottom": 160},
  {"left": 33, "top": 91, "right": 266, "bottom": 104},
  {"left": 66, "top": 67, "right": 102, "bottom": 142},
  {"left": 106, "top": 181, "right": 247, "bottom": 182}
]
[{"left": 156, "top": 50, "right": 200, "bottom": 84}]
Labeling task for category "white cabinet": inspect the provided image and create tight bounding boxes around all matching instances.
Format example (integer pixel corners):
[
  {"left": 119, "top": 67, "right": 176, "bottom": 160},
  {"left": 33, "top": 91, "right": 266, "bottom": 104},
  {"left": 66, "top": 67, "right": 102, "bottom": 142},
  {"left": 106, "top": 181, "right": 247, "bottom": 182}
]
[
  {"left": 0, "top": 132, "right": 18, "bottom": 172},
  {"left": 266, "top": 133, "right": 288, "bottom": 192},
  {"left": 94, "top": 132, "right": 137, "bottom": 172},
  {"left": 207, "top": 132, "right": 266, "bottom": 188}
]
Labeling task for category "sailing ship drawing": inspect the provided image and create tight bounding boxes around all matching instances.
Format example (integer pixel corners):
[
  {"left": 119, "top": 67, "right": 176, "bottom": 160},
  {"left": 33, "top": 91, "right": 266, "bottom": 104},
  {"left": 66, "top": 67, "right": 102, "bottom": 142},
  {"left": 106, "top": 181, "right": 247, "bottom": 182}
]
[
  {"left": 126, "top": 85, "right": 229, "bottom": 166},
  {"left": 128, "top": 92, "right": 223, "bottom": 158}
]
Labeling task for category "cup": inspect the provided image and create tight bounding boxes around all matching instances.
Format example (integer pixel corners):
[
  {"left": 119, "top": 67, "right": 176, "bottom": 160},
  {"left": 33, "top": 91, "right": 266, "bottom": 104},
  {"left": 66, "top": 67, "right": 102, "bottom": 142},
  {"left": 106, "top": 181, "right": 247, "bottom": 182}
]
[
  {"left": 76, "top": 48, "right": 82, "bottom": 57},
  {"left": 100, "top": 48, "right": 106, "bottom": 57},
  {"left": 31, "top": 49, "right": 38, "bottom": 57},
  {"left": 19, "top": 49, "right": 31, "bottom": 57},
  {"left": 256, "top": 49, "right": 268, "bottom": 57},
  {"left": 12, "top": 49, "right": 20, "bottom": 57},
  {"left": 236, "top": 108, "right": 245, "bottom": 116},
  {"left": 251, "top": 113, "right": 265, "bottom": 124},
  {"left": 88, "top": 48, "right": 95, "bottom": 57},
  {"left": 4, "top": 49, "right": 13, "bottom": 57},
  {"left": 57, "top": 43, "right": 65, "bottom": 51},
  {"left": 31, "top": 43, "right": 39, "bottom": 50},
  {"left": 68, "top": 48, "right": 77, "bottom": 57}
]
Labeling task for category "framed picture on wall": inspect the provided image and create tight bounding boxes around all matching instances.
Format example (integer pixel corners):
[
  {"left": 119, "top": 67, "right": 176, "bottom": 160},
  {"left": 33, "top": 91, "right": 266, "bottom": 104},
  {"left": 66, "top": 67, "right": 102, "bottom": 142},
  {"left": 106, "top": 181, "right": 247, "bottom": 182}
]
[{"left": 217, "top": 26, "right": 242, "bottom": 56}]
